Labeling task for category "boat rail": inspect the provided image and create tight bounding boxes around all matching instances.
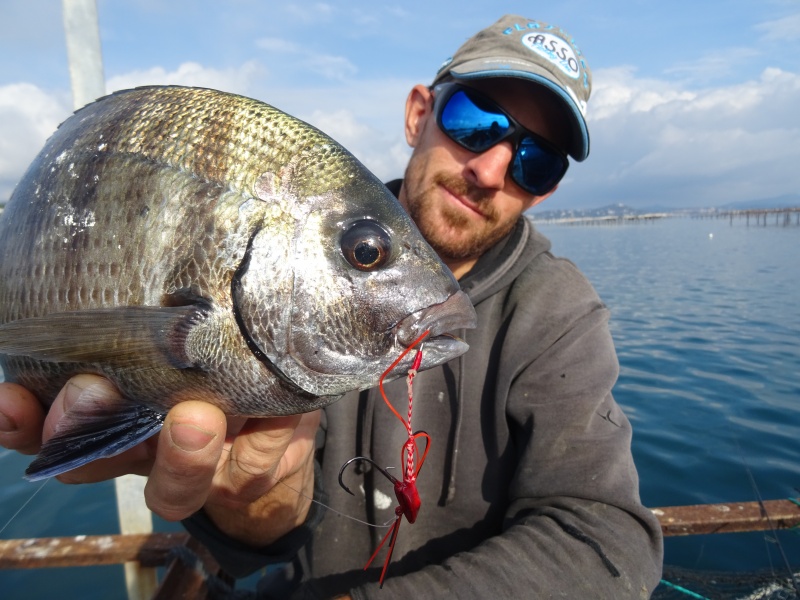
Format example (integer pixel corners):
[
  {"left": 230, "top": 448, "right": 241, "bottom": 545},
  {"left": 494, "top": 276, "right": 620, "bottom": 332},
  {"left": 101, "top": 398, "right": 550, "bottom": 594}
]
[{"left": 1, "top": 499, "right": 797, "bottom": 599}]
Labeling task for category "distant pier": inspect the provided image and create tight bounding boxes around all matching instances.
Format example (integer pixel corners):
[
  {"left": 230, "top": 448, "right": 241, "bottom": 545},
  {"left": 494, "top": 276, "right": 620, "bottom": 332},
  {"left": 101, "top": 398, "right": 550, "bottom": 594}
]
[
  {"left": 692, "top": 207, "right": 800, "bottom": 227},
  {"left": 532, "top": 213, "right": 672, "bottom": 226},
  {"left": 534, "top": 207, "right": 800, "bottom": 227}
]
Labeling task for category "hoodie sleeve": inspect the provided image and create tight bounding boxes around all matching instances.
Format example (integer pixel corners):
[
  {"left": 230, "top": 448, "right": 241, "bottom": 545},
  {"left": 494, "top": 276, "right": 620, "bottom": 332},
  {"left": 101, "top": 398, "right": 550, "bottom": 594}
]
[{"left": 342, "top": 257, "right": 663, "bottom": 600}]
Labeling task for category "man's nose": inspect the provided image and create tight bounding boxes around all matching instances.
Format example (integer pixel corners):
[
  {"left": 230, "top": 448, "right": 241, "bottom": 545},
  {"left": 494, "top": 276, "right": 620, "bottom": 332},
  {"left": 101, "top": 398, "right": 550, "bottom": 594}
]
[{"left": 463, "top": 141, "right": 514, "bottom": 190}]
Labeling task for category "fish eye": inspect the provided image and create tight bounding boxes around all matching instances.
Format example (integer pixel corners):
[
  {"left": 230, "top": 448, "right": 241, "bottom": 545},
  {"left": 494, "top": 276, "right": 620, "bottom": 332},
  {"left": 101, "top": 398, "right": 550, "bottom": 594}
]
[{"left": 340, "top": 219, "right": 392, "bottom": 271}]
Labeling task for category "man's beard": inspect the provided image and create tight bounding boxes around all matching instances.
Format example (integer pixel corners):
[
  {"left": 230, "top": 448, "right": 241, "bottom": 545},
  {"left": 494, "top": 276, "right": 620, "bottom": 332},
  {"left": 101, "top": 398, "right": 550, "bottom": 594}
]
[{"left": 404, "top": 169, "right": 518, "bottom": 261}]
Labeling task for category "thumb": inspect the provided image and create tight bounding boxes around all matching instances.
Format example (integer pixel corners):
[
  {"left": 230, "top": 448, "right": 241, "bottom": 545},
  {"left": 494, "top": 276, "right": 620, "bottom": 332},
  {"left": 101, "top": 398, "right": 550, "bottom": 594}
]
[
  {"left": 144, "top": 401, "right": 227, "bottom": 521},
  {"left": 43, "top": 374, "right": 122, "bottom": 442}
]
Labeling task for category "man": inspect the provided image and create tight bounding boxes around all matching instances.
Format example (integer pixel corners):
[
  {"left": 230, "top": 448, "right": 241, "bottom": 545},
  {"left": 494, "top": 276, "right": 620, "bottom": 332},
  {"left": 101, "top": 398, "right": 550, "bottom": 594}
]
[{"left": 0, "top": 15, "right": 663, "bottom": 599}]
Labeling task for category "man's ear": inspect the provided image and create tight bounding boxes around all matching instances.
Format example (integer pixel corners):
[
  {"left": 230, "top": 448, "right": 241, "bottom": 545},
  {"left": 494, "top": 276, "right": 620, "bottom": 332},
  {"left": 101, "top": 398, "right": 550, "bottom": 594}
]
[{"left": 405, "top": 84, "right": 434, "bottom": 148}]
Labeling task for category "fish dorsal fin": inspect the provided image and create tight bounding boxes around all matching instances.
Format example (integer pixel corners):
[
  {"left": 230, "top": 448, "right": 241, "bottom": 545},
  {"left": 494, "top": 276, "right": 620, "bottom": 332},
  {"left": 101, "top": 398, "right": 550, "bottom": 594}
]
[{"left": 0, "top": 304, "right": 209, "bottom": 369}]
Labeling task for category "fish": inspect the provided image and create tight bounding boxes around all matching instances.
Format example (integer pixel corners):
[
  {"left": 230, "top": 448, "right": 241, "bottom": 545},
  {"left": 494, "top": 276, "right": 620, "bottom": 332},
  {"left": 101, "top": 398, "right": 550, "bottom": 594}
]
[{"left": 0, "top": 86, "right": 477, "bottom": 481}]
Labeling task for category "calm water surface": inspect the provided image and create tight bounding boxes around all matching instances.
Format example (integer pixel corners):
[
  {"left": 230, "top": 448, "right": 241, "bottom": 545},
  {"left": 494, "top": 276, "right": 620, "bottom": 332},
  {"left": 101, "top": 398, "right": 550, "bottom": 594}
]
[
  {"left": 542, "top": 216, "right": 800, "bottom": 577},
  {"left": 1, "top": 216, "right": 798, "bottom": 597}
]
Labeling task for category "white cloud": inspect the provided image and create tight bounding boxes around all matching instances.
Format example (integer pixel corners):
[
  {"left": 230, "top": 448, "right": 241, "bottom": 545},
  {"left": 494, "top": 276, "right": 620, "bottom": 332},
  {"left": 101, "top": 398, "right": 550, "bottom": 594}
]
[
  {"left": 0, "top": 83, "right": 71, "bottom": 202},
  {"left": 106, "top": 60, "right": 266, "bottom": 97},
  {"left": 239, "top": 75, "right": 413, "bottom": 180},
  {"left": 304, "top": 55, "right": 358, "bottom": 81},
  {"left": 663, "top": 47, "right": 762, "bottom": 83},
  {"left": 304, "top": 108, "right": 409, "bottom": 181},
  {"left": 0, "top": 63, "right": 411, "bottom": 203},
  {"left": 255, "top": 36, "right": 358, "bottom": 81},
  {"left": 306, "top": 108, "right": 371, "bottom": 142},
  {"left": 255, "top": 38, "right": 303, "bottom": 54},
  {"left": 4, "top": 55, "right": 798, "bottom": 211},
  {"left": 283, "top": 2, "right": 335, "bottom": 22},
  {"left": 567, "top": 66, "right": 800, "bottom": 208},
  {"left": 755, "top": 12, "right": 800, "bottom": 41},
  {"left": 590, "top": 66, "right": 696, "bottom": 119}
]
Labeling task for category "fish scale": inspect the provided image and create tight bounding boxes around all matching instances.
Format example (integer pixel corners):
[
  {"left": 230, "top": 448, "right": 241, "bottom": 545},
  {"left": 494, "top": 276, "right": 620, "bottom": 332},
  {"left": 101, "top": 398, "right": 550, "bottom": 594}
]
[
  {"left": 0, "top": 85, "right": 476, "bottom": 480},
  {"left": 93, "top": 87, "right": 357, "bottom": 195}
]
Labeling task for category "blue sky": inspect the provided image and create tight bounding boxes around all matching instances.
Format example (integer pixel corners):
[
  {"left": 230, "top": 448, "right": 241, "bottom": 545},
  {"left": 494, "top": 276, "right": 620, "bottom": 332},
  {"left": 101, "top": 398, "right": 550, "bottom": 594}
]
[{"left": 1, "top": 0, "right": 799, "bottom": 209}]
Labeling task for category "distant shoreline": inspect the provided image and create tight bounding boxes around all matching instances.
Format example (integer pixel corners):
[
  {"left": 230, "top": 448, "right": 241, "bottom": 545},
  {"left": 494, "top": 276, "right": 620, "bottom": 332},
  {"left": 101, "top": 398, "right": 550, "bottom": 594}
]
[{"left": 531, "top": 206, "right": 800, "bottom": 226}]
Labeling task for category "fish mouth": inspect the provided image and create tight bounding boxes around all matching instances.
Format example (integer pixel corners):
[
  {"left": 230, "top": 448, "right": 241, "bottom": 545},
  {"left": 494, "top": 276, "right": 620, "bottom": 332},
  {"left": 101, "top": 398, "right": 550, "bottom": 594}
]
[{"left": 393, "top": 290, "right": 477, "bottom": 371}]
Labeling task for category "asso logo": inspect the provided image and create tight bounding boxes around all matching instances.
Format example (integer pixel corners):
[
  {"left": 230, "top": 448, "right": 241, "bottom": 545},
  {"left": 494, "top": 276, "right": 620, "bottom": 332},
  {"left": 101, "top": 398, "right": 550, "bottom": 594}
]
[{"left": 521, "top": 32, "right": 580, "bottom": 79}]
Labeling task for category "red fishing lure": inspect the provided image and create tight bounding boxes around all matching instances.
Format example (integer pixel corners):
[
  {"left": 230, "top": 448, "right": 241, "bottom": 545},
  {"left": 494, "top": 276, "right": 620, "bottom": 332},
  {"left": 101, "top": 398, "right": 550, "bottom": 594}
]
[{"left": 338, "top": 330, "right": 431, "bottom": 587}]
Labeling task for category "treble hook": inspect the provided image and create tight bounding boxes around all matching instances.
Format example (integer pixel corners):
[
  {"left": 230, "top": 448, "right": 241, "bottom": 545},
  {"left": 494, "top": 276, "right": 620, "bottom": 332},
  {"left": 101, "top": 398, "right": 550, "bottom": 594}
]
[
  {"left": 338, "top": 456, "right": 399, "bottom": 496},
  {"left": 337, "top": 436, "right": 429, "bottom": 587}
]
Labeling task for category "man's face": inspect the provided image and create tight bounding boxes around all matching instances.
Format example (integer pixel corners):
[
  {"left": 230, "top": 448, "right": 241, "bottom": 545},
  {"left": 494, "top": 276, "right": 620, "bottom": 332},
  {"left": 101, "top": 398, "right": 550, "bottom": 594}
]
[{"left": 399, "top": 78, "right": 570, "bottom": 270}]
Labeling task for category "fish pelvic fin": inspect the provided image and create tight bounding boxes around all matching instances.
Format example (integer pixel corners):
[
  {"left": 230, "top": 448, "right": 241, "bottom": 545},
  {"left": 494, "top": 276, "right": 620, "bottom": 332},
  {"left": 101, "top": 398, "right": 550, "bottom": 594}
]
[
  {"left": 0, "top": 304, "right": 210, "bottom": 369},
  {"left": 24, "top": 400, "right": 165, "bottom": 481}
]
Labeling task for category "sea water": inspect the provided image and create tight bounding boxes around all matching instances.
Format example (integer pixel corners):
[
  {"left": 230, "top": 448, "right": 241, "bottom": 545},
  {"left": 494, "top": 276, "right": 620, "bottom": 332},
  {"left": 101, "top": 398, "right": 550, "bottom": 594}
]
[
  {"left": 542, "top": 216, "right": 800, "bottom": 579},
  {"left": 0, "top": 216, "right": 798, "bottom": 597}
]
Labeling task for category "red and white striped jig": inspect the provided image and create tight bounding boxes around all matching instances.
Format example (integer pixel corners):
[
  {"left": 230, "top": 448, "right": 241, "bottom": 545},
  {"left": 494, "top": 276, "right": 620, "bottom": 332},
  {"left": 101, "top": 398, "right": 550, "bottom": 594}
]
[{"left": 338, "top": 330, "right": 431, "bottom": 587}]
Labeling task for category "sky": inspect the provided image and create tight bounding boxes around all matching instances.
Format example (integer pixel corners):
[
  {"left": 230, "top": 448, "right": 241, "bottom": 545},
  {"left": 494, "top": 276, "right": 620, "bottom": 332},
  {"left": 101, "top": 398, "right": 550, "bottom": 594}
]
[{"left": 1, "top": 0, "right": 799, "bottom": 210}]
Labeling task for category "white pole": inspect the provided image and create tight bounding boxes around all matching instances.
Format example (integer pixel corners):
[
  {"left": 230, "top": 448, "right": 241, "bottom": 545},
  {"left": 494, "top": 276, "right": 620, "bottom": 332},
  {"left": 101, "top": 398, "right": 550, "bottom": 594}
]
[
  {"left": 115, "top": 475, "right": 158, "bottom": 600},
  {"left": 62, "top": 3, "right": 156, "bottom": 599},
  {"left": 62, "top": 0, "right": 105, "bottom": 109}
]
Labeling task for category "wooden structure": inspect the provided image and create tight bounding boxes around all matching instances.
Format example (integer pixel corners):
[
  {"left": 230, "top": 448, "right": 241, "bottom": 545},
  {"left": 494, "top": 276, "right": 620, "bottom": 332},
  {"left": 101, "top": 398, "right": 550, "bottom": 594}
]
[
  {"left": 654, "top": 498, "right": 800, "bottom": 536},
  {"left": 692, "top": 207, "right": 800, "bottom": 226},
  {"left": 533, "top": 213, "right": 671, "bottom": 226},
  {"left": 0, "top": 499, "right": 797, "bottom": 598},
  {"left": 0, "top": 532, "right": 229, "bottom": 599}
]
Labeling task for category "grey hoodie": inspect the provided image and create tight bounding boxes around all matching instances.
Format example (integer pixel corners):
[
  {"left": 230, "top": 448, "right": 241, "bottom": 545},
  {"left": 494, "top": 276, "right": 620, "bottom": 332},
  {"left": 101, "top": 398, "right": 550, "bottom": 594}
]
[{"left": 184, "top": 180, "right": 664, "bottom": 599}]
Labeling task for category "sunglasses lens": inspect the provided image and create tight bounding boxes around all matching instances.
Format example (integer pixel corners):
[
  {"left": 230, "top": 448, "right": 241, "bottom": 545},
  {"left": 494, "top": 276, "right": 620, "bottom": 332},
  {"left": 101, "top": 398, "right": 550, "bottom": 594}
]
[
  {"left": 512, "top": 136, "right": 566, "bottom": 196},
  {"left": 436, "top": 85, "right": 569, "bottom": 196},
  {"left": 440, "top": 90, "right": 511, "bottom": 153}
]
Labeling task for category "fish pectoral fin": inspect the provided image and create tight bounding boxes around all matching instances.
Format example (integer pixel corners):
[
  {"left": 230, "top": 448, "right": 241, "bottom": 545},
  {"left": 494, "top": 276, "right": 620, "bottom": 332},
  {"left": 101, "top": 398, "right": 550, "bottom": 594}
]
[
  {"left": 24, "top": 401, "right": 165, "bottom": 481},
  {"left": 0, "top": 305, "right": 209, "bottom": 368}
]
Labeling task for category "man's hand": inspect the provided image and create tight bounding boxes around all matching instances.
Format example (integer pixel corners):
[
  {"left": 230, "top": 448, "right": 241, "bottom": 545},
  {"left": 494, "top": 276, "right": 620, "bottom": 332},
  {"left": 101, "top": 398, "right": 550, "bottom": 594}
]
[
  {"left": 0, "top": 381, "right": 47, "bottom": 455},
  {"left": 0, "top": 376, "right": 319, "bottom": 546}
]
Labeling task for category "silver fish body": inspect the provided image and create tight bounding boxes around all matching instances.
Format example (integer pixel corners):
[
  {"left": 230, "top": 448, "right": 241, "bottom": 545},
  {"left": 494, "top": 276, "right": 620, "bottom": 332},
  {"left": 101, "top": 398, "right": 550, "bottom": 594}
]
[{"left": 0, "top": 86, "right": 476, "bottom": 479}]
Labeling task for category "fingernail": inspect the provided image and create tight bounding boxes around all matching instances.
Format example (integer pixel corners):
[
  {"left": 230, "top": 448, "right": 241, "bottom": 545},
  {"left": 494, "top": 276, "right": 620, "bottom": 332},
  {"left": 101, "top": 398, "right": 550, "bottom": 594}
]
[
  {"left": 0, "top": 412, "right": 16, "bottom": 433},
  {"left": 72, "top": 379, "right": 121, "bottom": 404},
  {"left": 169, "top": 423, "right": 216, "bottom": 452},
  {"left": 57, "top": 377, "right": 121, "bottom": 413}
]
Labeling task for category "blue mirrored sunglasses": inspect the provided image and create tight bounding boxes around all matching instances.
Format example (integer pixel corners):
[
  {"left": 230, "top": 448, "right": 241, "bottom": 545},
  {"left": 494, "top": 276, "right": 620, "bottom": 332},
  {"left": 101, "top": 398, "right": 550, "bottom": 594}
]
[{"left": 432, "top": 83, "right": 569, "bottom": 196}]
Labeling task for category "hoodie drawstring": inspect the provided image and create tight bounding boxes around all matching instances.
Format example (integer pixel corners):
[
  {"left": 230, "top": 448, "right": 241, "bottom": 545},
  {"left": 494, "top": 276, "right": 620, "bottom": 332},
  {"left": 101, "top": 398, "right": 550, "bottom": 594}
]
[{"left": 442, "top": 332, "right": 467, "bottom": 506}]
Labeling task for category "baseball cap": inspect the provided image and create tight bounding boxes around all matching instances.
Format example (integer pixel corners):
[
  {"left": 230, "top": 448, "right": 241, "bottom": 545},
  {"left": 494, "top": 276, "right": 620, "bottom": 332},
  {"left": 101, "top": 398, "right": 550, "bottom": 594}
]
[{"left": 432, "top": 15, "right": 592, "bottom": 161}]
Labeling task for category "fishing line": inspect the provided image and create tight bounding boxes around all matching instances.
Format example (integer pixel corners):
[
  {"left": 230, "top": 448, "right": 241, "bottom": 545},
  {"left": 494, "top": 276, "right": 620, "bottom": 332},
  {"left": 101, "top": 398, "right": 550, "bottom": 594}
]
[
  {"left": 272, "top": 473, "right": 393, "bottom": 529},
  {"left": 0, "top": 477, "right": 50, "bottom": 536},
  {"left": 732, "top": 434, "right": 800, "bottom": 593},
  {"left": 218, "top": 444, "right": 394, "bottom": 531}
]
